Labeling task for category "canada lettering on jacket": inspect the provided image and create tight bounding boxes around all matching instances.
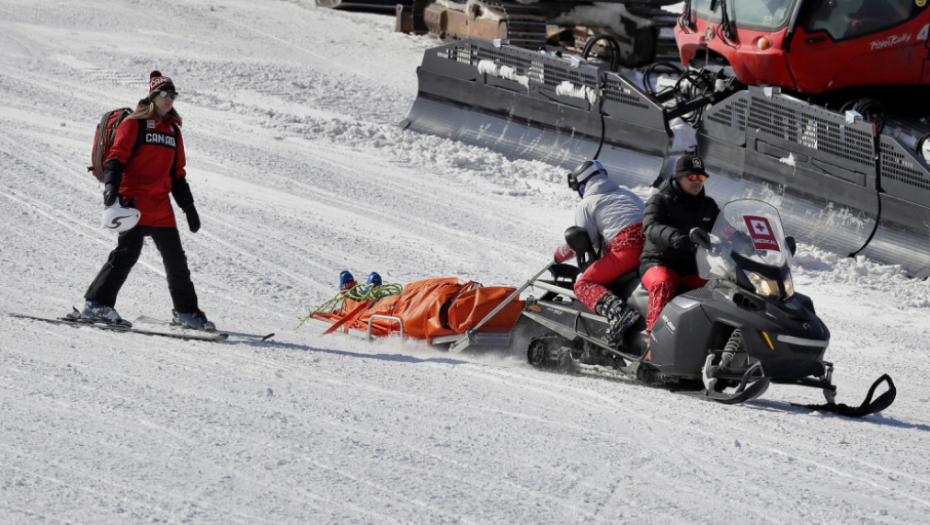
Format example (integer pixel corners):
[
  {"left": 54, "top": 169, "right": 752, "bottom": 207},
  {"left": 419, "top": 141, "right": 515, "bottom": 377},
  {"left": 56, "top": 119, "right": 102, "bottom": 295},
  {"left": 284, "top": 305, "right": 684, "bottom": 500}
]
[{"left": 145, "top": 132, "right": 177, "bottom": 148}]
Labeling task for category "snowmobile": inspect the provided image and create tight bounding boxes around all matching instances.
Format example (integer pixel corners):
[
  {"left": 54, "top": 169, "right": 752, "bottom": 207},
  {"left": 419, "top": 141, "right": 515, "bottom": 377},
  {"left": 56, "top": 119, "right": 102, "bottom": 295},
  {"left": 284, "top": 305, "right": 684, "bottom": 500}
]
[
  {"left": 520, "top": 199, "right": 896, "bottom": 416},
  {"left": 402, "top": 0, "right": 930, "bottom": 277}
]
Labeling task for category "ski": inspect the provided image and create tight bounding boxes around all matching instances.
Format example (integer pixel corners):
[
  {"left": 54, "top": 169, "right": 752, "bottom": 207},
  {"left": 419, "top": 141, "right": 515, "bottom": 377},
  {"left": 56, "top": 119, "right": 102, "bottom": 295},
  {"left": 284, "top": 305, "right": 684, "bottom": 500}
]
[
  {"left": 676, "top": 379, "right": 772, "bottom": 406},
  {"left": 9, "top": 312, "right": 229, "bottom": 343},
  {"left": 134, "top": 315, "right": 275, "bottom": 341}
]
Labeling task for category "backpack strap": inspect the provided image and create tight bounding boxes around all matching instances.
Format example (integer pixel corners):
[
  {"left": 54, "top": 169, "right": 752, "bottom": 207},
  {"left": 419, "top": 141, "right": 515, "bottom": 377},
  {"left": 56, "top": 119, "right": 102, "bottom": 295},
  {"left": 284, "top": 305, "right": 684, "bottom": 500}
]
[
  {"left": 133, "top": 117, "right": 146, "bottom": 157},
  {"left": 170, "top": 123, "right": 181, "bottom": 181}
]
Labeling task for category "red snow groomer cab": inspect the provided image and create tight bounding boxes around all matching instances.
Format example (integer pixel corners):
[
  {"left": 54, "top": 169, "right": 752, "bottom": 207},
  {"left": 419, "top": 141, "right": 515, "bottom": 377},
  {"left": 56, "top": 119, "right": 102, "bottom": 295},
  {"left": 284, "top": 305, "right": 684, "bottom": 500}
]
[{"left": 675, "top": 0, "right": 930, "bottom": 96}]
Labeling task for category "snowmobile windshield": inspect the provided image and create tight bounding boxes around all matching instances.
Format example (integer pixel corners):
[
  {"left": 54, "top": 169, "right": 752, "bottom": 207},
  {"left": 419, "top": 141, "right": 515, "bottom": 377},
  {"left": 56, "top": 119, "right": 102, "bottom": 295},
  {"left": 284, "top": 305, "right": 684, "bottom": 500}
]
[
  {"left": 691, "top": 0, "right": 796, "bottom": 31},
  {"left": 800, "top": 0, "right": 925, "bottom": 42},
  {"left": 697, "top": 200, "right": 795, "bottom": 298}
]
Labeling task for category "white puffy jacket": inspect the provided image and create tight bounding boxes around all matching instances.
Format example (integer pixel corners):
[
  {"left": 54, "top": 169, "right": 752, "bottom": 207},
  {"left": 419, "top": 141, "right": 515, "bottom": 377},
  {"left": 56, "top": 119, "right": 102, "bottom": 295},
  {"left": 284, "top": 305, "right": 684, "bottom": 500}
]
[{"left": 576, "top": 174, "right": 645, "bottom": 252}]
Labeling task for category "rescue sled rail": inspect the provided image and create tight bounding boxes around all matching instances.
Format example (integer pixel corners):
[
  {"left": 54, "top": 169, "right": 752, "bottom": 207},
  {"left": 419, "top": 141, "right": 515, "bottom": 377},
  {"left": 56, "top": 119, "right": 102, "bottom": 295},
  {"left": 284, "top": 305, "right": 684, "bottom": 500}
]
[
  {"left": 368, "top": 315, "right": 404, "bottom": 339},
  {"left": 302, "top": 316, "right": 405, "bottom": 341}
]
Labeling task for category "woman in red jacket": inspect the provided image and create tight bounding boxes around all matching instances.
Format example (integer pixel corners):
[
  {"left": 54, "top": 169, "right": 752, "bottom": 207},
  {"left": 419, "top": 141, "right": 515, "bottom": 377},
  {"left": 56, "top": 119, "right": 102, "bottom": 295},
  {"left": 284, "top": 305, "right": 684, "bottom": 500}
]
[{"left": 82, "top": 71, "right": 214, "bottom": 331}]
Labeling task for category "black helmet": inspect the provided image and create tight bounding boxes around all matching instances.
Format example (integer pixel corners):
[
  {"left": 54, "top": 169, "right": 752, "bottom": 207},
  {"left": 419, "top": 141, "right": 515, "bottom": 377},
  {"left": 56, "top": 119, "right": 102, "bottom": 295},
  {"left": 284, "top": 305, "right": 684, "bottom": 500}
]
[{"left": 567, "top": 160, "right": 606, "bottom": 196}]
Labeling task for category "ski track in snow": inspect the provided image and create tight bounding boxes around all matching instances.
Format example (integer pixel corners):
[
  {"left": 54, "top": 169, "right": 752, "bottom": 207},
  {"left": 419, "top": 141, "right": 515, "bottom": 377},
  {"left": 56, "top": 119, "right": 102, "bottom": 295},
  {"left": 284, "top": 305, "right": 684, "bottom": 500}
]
[{"left": 2, "top": 1, "right": 930, "bottom": 523}]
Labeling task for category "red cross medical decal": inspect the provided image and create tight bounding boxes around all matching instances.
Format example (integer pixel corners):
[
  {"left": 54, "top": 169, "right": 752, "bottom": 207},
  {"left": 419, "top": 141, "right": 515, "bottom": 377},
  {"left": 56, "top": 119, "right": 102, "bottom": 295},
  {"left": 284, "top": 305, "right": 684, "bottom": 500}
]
[{"left": 744, "top": 216, "right": 781, "bottom": 251}]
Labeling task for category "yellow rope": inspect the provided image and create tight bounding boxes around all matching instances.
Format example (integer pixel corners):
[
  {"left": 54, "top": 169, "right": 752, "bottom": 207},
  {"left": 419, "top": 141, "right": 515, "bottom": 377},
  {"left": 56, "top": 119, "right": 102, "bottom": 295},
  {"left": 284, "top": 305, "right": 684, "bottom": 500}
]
[{"left": 296, "top": 282, "right": 403, "bottom": 329}]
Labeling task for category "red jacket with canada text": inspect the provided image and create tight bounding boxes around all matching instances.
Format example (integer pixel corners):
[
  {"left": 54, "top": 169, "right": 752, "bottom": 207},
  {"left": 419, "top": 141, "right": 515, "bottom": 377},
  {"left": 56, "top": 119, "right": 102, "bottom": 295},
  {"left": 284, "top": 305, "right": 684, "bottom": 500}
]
[{"left": 106, "top": 115, "right": 186, "bottom": 227}]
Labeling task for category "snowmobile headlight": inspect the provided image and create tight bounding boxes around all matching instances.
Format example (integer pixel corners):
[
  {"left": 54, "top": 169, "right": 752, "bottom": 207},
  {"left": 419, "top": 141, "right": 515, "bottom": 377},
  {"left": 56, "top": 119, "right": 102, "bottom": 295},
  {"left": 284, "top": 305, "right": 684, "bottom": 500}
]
[
  {"left": 744, "top": 270, "right": 779, "bottom": 298},
  {"left": 744, "top": 270, "right": 795, "bottom": 299}
]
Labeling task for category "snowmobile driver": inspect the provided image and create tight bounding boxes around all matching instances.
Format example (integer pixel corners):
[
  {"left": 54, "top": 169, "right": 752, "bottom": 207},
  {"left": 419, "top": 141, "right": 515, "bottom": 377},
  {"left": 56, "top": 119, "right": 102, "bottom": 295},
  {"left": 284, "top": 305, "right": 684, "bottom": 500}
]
[
  {"left": 640, "top": 155, "right": 720, "bottom": 335},
  {"left": 81, "top": 71, "right": 214, "bottom": 331},
  {"left": 554, "top": 160, "right": 645, "bottom": 345}
]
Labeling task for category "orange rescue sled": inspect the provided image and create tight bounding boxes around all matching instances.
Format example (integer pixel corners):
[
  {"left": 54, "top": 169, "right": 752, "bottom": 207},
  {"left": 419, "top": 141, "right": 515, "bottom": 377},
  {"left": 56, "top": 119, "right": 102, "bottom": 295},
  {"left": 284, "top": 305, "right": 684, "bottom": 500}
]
[{"left": 310, "top": 277, "right": 527, "bottom": 349}]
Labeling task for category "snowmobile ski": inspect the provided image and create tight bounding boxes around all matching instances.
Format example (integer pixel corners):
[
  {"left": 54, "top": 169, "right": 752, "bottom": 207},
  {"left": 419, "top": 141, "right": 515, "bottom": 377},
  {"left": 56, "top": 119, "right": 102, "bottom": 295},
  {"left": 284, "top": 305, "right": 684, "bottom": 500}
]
[
  {"left": 791, "top": 374, "right": 896, "bottom": 419},
  {"left": 134, "top": 315, "right": 275, "bottom": 341},
  {"left": 9, "top": 311, "right": 229, "bottom": 343},
  {"left": 677, "top": 378, "right": 771, "bottom": 406}
]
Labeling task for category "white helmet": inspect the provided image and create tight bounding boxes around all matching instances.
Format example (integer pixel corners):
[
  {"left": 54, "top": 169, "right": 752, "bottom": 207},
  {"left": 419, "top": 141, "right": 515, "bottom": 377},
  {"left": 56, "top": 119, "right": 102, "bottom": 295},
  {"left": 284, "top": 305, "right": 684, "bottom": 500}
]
[{"left": 102, "top": 201, "right": 141, "bottom": 232}]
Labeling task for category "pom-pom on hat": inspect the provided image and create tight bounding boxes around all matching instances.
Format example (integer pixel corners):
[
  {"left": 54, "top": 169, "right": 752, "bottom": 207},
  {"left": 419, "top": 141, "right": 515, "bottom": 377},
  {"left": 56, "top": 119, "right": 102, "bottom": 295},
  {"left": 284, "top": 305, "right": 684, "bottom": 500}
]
[{"left": 148, "top": 70, "right": 175, "bottom": 96}]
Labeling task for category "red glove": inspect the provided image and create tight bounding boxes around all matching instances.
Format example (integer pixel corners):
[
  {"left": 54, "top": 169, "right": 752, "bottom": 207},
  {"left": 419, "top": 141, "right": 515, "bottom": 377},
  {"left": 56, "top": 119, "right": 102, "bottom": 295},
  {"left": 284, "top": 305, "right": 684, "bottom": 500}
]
[{"left": 554, "top": 243, "right": 575, "bottom": 263}]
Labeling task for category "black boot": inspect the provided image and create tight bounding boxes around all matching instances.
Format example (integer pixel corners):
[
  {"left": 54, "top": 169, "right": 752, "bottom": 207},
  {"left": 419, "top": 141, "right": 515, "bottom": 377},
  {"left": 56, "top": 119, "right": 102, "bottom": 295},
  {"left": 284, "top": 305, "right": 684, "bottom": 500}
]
[{"left": 596, "top": 294, "right": 640, "bottom": 348}]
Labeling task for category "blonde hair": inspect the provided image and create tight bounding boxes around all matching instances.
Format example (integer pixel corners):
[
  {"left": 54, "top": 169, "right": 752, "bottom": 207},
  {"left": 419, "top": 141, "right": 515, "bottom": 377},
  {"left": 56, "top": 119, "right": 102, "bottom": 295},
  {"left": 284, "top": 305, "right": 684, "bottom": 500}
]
[{"left": 127, "top": 100, "right": 182, "bottom": 125}]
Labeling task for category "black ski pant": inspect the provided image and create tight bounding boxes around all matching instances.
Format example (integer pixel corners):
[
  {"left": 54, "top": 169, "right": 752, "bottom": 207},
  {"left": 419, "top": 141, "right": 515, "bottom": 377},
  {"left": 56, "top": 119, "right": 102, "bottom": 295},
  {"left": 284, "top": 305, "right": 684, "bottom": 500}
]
[{"left": 85, "top": 225, "right": 199, "bottom": 313}]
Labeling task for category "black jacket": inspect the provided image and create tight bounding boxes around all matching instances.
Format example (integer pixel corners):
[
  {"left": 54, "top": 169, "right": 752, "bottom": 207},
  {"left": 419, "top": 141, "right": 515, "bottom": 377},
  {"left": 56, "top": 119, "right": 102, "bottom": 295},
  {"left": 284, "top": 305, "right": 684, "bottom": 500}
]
[{"left": 640, "top": 178, "right": 720, "bottom": 276}]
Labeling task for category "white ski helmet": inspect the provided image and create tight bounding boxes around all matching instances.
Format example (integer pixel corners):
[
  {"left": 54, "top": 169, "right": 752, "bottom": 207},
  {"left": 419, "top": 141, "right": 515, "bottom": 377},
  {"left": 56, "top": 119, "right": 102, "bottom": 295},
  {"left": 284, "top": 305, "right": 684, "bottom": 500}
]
[
  {"left": 567, "top": 159, "right": 606, "bottom": 197},
  {"left": 102, "top": 201, "right": 141, "bottom": 232}
]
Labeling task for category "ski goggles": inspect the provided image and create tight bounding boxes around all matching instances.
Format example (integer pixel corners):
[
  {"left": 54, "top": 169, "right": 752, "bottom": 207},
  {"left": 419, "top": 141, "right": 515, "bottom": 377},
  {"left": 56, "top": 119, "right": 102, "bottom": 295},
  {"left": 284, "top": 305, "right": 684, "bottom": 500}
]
[
  {"left": 567, "top": 160, "right": 605, "bottom": 192},
  {"left": 685, "top": 173, "right": 708, "bottom": 182},
  {"left": 153, "top": 90, "right": 179, "bottom": 100}
]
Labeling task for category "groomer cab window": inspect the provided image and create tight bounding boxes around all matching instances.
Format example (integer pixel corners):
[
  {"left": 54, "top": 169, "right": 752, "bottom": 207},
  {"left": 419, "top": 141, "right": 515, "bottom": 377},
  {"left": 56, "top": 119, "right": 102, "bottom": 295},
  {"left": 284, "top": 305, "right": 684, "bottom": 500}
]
[
  {"left": 802, "top": 0, "right": 927, "bottom": 41},
  {"left": 691, "top": 0, "right": 795, "bottom": 30}
]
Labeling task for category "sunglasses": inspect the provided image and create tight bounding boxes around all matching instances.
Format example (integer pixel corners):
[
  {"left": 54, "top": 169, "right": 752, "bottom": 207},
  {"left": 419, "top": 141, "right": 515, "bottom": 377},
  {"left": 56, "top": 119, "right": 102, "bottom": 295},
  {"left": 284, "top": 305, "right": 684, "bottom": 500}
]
[
  {"left": 686, "top": 173, "right": 708, "bottom": 182},
  {"left": 154, "top": 90, "right": 179, "bottom": 100}
]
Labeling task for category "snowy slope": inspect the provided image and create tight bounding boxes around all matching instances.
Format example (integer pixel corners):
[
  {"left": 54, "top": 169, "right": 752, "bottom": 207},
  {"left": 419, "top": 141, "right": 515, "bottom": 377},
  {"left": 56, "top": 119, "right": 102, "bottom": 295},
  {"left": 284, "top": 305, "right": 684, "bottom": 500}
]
[{"left": 2, "top": 1, "right": 930, "bottom": 523}]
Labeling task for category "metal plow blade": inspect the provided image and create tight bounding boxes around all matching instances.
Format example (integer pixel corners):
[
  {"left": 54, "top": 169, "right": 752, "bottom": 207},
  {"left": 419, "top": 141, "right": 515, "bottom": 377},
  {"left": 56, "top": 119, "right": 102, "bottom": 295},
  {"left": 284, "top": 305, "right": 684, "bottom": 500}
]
[
  {"left": 403, "top": 39, "right": 671, "bottom": 186},
  {"left": 404, "top": 39, "right": 930, "bottom": 277}
]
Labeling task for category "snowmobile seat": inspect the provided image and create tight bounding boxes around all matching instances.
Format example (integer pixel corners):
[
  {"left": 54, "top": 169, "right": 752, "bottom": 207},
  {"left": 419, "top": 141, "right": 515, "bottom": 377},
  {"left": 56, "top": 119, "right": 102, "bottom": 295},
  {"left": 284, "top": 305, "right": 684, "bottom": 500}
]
[
  {"left": 627, "top": 283, "right": 650, "bottom": 317},
  {"left": 625, "top": 281, "right": 714, "bottom": 318},
  {"left": 606, "top": 269, "right": 641, "bottom": 296},
  {"left": 603, "top": 270, "right": 646, "bottom": 315},
  {"left": 549, "top": 262, "right": 581, "bottom": 282}
]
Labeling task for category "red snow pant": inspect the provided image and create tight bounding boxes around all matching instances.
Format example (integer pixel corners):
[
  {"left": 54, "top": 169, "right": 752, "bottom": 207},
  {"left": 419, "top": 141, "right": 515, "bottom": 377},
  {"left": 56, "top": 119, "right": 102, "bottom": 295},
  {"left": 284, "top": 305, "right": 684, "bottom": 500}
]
[
  {"left": 573, "top": 224, "right": 645, "bottom": 312},
  {"left": 641, "top": 266, "right": 707, "bottom": 332}
]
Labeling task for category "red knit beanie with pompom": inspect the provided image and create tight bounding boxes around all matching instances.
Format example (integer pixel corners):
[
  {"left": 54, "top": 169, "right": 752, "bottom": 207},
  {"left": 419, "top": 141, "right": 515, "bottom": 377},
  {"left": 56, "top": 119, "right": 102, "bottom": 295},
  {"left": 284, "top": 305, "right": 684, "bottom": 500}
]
[{"left": 148, "top": 70, "right": 175, "bottom": 97}]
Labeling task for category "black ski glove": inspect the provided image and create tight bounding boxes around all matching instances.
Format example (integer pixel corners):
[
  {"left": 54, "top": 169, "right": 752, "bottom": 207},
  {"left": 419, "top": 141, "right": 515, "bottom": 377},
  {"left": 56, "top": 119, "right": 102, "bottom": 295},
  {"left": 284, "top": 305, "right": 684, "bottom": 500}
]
[
  {"left": 182, "top": 204, "right": 200, "bottom": 233},
  {"left": 170, "top": 177, "right": 198, "bottom": 232},
  {"left": 102, "top": 159, "right": 125, "bottom": 207},
  {"left": 672, "top": 233, "right": 695, "bottom": 252},
  {"left": 103, "top": 183, "right": 119, "bottom": 206}
]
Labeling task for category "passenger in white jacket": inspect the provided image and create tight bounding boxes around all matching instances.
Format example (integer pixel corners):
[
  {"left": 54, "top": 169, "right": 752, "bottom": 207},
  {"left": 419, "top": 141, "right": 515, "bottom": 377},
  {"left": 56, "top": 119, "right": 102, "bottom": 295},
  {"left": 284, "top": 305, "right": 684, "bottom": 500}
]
[{"left": 554, "top": 160, "right": 645, "bottom": 342}]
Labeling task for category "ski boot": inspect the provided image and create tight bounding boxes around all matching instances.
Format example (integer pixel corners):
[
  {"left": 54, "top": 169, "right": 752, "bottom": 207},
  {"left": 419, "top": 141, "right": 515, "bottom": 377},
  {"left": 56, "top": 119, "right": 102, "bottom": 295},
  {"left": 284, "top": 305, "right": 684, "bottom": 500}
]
[
  {"left": 366, "top": 272, "right": 382, "bottom": 287},
  {"left": 173, "top": 309, "right": 216, "bottom": 332},
  {"left": 81, "top": 300, "right": 131, "bottom": 327},
  {"left": 596, "top": 294, "right": 640, "bottom": 348},
  {"left": 339, "top": 270, "right": 356, "bottom": 291}
]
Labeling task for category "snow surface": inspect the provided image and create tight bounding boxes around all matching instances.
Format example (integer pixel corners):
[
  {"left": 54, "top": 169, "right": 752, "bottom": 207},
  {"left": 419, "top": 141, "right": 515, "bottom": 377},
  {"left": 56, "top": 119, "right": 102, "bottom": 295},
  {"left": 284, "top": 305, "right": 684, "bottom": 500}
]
[{"left": 2, "top": 1, "right": 930, "bottom": 523}]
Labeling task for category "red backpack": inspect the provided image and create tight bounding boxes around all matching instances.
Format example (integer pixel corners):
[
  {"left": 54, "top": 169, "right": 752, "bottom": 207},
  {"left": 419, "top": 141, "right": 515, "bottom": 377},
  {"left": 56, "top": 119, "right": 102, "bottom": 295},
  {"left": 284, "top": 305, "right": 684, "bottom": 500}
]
[{"left": 88, "top": 108, "right": 133, "bottom": 181}]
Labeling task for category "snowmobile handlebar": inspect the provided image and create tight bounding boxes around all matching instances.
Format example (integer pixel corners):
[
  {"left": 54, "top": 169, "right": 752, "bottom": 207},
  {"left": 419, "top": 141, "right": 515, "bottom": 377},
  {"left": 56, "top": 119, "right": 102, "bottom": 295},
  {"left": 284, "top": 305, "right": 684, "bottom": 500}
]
[{"left": 690, "top": 227, "right": 712, "bottom": 250}]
